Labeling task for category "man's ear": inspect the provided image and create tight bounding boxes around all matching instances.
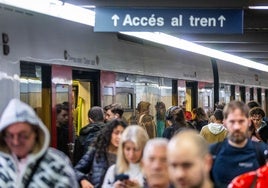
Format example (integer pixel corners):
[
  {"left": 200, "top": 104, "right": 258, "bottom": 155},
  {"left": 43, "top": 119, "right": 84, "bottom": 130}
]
[
  {"left": 204, "top": 154, "right": 213, "bottom": 173},
  {"left": 115, "top": 113, "right": 119, "bottom": 119}
]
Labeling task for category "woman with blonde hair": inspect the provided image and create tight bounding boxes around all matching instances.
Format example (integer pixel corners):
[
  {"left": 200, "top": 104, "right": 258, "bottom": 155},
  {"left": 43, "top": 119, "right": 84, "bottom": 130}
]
[{"left": 102, "top": 125, "right": 149, "bottom": 188}]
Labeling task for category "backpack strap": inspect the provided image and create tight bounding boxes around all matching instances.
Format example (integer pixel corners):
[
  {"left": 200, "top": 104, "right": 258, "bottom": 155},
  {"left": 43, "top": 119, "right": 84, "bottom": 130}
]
[
  {"left": 250, "top": 172, "right": 258, "bottom": 188},
  {"left": 210, "top": 141, "right": 224, "bottom": 160},
  {"left": 252, "top": 141, "right": 266, "bottom": 166}
]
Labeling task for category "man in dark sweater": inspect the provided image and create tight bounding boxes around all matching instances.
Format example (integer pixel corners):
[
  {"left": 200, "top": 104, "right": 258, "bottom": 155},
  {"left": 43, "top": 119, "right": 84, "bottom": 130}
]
[{"left": 210, "top": 101, "right": 268, "bottom": 188}]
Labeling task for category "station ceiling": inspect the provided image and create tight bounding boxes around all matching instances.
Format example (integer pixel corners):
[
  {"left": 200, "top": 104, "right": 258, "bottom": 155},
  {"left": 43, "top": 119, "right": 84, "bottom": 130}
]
[{"left": 67, "top": 0, "right": 268, "bottom": 65}]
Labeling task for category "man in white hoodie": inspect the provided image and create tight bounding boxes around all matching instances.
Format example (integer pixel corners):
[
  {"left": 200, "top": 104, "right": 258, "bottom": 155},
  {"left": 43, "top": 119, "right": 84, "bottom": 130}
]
[
  {"left": 0, "top": 98, "right": 78, "bottom": 188},
  {"left": 200, "top": 109, "right": 227, "bottom": 144}
]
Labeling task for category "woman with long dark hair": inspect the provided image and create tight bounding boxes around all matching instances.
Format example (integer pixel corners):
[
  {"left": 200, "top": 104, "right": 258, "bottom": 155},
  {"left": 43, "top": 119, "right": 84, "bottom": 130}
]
[
  {"left": 163, "top": 106, "right": 194, "bottom": 139},
  {"left": 74, "top": 119, "right": 128, "bottom": 188},
  {"left": 191, "top": 107, "right": 209, "bottom": 132}
]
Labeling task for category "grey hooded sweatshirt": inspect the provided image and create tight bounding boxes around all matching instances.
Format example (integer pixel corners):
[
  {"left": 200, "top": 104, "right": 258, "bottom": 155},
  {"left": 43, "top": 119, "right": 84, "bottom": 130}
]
[{"left": 0, "top": 98, "right": 78, "bottom": 188}]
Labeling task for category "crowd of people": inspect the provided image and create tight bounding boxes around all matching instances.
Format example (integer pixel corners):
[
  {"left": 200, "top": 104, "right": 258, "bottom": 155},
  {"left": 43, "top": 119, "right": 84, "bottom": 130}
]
[{"left": 0, "top": 98, "right": 268, "bottom": 188}]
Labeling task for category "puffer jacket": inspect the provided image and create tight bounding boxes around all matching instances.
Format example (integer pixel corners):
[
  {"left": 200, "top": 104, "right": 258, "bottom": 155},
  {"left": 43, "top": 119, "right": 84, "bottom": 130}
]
[
  {"left": 0, "top": 98, "right": 78, "bottom": 188},
  {"left": 79, "top": 122, "right": 104, "bottom": 151},
  {"left": 73, "top": 123, "right": 104, "bottom": 165},
  {"left": 75, "top": 148, "right": 113, "bottom": 188}
]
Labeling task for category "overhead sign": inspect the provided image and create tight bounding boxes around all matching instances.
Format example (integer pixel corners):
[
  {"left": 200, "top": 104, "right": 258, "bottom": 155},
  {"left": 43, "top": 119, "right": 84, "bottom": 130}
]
[{"left": 94, "top": 8, "right": 243, "bottom": 34}]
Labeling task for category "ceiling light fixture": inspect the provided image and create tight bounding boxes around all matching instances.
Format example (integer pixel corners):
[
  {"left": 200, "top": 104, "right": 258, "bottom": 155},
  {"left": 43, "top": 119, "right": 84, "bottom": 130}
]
[
  {"left": 1, "top": 1, "right": 267, "bottom": 72},
  {"left": 0, "top": 0, "right": 95, "bottom": 26},
  {"left": 248, "top": 6, "right": 268, "bottom": 10},
  {"left": 121, "top": 32, "right": 268, "bottom": 73}
]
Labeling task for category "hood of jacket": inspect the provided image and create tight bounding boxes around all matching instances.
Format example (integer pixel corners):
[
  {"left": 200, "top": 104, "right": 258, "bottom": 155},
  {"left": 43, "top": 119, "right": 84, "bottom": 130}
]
[
  {"left": 207, "top": 122, "right": 226, "bottom": 135},
  {"left": 0, "top": 98, "right": 49, "bottom": 159}
]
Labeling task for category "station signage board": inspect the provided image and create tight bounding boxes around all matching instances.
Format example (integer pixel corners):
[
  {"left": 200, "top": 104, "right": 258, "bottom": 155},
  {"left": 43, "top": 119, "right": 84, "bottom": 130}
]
[{"left": 94, "top": 8, "right": 243, "bottom": 34}]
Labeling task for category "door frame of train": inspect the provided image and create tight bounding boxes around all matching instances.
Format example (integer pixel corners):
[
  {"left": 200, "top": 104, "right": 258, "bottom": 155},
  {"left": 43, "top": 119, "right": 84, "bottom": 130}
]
[
  {"left": 186, "top": 81, "right": 198, "bottom": 110},
  {"left": 51, "top": 65, "right": 73, "bottom": 148}
]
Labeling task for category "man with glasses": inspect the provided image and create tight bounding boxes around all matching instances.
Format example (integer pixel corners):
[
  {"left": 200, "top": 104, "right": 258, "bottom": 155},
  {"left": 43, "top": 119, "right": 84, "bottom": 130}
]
[{"left": 0, "top": 99, "right": 78, "bottom": 187}]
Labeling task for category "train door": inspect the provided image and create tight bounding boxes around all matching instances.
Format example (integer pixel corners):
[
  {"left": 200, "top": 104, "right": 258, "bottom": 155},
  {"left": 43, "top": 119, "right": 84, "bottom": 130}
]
[
  {"left": 51, "top": 65, "right": 73, "bottom": 155},
  {"left": 20, "top": 62, "right": 51, "bottom": 131},
  {"left": 20, "top": 62, "right": 73, "bottom": 154},
  {"left": 240, "top": 86, "right": 246, "bottom": 102},
  {"left": 198, "top": 82, "right": 214, "bottom": 113},
  {"left": 261, "top": 88, "right": 266, "bottom": 111},
  {"left": 245, "top": 87, "right": 250, "bottom": 104},
  {"left": 72, "top": 69, "right": 100, "bottom": 135},
  {"left": 235, "top": 85, "right": 240, "bottom": 100},
  {"left": 219, "top": 84, "right": 231, "bottom": 104},
  {"left": 178, "top": 80, "right": 186, "bottom": 108},
  {"left": 186, "top": 81, "right": 198, "bottom": 110},
  {"left": 101, "top": 71, "right": 116, "bottom": 108}
]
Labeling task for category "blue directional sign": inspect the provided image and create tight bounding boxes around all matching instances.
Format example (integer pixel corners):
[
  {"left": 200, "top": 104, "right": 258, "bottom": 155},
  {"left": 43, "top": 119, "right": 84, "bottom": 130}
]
[{"left": 94, "top": 8, "right": 243, "bottom": 34}]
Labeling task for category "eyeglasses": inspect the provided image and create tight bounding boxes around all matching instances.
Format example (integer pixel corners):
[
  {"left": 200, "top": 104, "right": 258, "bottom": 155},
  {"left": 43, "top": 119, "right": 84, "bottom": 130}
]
[{"left": 4, "top": 131, "right": 34, "bottom": 142}]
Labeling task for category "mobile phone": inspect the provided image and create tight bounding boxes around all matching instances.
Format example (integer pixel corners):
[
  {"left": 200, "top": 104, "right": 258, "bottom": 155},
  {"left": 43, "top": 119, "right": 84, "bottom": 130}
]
[{"left": 114, "top": 174, "right": 129, "bottom": 182}]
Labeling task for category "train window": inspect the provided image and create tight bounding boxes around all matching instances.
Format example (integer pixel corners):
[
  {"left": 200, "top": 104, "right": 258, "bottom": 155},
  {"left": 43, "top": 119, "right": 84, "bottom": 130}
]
[
  {"left": 20, "top": 78, "right": 42, "bottom": 111},
  {"left": 56, "top": 84, "right": 69, "bottom": 104},
  {"left": 103, "top": 86, "right": 114, "bottom": 107},
  {"left": 20, "top": 62, "right": 42, "bottom": 117},
  {"left": 115, "top": 87, "right": 134, "bottom": 111},
  {"left": 116, "top": 93, "right": 133, "bottom": 111}
]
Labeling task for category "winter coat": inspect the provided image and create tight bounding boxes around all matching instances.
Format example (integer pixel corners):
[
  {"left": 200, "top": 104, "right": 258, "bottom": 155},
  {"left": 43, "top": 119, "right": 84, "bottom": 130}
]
[
  {"left": 0, "top": 98, "right": 78, "bottom": 188},
  {"left": 74, "top": 148, "right": 115, "bottom": 188},
  {"left": 73, "top": 122, "right": 104, "bottom": 165},
  {"left": 79, "top": 122, "right": 104, "bottom": 149},
  {"left": 200, "top": 123, "right": 228, "bottom": 144},
  {"left": 162, "top": 122, "right": 194, "bottom": 139}
]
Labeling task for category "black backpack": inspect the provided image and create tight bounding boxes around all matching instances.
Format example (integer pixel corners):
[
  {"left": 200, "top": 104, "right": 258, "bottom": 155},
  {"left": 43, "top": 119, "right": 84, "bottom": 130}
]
[{"left": 73, "top": 133, "right": 97, "bottom": 165}]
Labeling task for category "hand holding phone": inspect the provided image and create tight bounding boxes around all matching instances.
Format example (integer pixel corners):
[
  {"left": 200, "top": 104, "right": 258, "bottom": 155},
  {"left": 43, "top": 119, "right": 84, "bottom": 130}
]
[{"left": 114, "top": 174, "right": 129, "bottom": 182}]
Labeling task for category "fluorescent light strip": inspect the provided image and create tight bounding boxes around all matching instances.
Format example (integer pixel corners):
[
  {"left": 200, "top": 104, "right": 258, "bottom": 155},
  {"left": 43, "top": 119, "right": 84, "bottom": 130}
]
[
  {"left": 0, "top": 0, "right": 95, "bottom": 26},
  {"left": 248, "top": 6, "right": 268, "bottom": 10},
  {"left": 121, "top": 32, "right": 268, "bottom": 72}
]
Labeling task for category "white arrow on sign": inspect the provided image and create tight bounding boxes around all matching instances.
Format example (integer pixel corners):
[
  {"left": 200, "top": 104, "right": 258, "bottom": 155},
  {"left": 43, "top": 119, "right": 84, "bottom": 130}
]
[
  {"left": 112, "top": 14, "right": 120, "bottom": 26},
  {"left": 218, "top": 15, "right": 226, "bottom": 27}
]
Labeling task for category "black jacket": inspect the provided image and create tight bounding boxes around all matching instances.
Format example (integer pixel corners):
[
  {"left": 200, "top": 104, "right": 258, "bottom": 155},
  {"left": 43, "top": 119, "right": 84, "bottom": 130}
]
[
  {"left": 74, "top": 148, "right": 112, "bottom": 188},
  {"left": 73, "top": 122, "right": 104, "bottom": 165}
]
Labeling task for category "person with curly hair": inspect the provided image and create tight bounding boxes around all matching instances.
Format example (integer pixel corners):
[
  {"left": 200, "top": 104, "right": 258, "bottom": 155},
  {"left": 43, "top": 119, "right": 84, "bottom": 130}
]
[{"left": 74, "top": 119, "right": 128, "bottom": 188}]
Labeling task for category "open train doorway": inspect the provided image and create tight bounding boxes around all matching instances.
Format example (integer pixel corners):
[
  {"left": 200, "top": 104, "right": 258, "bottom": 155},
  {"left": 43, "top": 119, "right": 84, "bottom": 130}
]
[{"left": 72, "top": 69, "right": 100, "bottom": 136}]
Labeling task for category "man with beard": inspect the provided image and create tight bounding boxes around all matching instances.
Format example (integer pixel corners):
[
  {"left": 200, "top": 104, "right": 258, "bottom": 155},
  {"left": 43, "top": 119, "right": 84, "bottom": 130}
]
[
  {"left": 167, "top": 129, "right": 214, "bottom": 188},
  {"left": 142, "top": 138, "right": 173, "bottom": 188},
  {"left": 210, "top": 100, "right": 268, "bottom": 188}
]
